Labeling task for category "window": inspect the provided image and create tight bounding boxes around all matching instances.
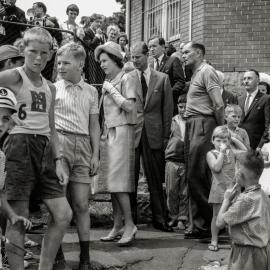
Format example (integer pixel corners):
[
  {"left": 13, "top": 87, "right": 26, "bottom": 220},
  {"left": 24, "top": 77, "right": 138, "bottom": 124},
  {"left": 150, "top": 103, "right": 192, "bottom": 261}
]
[
  {"left": 167, "top": 0, "right": 181, "bottom": 40},
  {"left": 144, "top": 0, "right": 181, "bottom": 41}
]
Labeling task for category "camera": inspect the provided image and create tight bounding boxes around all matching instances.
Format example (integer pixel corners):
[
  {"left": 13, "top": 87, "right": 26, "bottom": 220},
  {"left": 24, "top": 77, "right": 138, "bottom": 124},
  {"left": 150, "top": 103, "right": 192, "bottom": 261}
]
[
  {"left": 0, "top": 0, "right": 7, "bottom": 7},
  {"left": 32, "top": 17, "right": 45, "bottom": 26}
]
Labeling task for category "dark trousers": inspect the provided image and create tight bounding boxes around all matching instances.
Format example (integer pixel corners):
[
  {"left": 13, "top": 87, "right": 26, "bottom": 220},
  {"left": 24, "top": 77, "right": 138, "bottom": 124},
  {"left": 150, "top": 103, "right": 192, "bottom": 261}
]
[
  {"left": 185, "top": 116, "right": 216, "bottom": 230},
  {"left": 131, "top": 128, "right": 166, "bottom": 224}
]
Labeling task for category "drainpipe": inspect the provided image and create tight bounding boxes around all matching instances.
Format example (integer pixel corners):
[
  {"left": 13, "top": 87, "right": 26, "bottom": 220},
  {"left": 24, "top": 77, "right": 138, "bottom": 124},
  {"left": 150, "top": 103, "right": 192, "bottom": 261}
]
[
  {"left": 189, "top": 0, "right": 193, "bottom": 40},
  {"left": 125, "top": 0, "right": 130, "bottom": 45}
]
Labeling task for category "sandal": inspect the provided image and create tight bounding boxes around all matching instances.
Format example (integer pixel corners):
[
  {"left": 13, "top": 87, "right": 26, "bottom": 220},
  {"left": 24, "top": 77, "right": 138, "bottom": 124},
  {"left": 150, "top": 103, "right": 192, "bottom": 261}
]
[
  {"left": 176, "top": 220, "right": 186, "bottom": 230},
  {"left": 184, "top": 228, "right": 201, "bottom": 239},
  {"left": 208, "top": 244, "right": 219, "bottom": 252}
]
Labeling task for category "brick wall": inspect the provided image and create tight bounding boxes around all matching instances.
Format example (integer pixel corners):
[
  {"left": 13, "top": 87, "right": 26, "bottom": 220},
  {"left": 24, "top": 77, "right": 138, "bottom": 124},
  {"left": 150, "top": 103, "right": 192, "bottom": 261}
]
[
  {"left": 129, "top": 0, "right": 270, "bottom": 73},
  {"left": 204, "top": 0, "right": 270, "bottom": 73},
  {"left": 130, "top": 0, "right": 143, "bottom": 45},
  {"left": 191, "top": 0, "right": 204, "bottom": 42}
]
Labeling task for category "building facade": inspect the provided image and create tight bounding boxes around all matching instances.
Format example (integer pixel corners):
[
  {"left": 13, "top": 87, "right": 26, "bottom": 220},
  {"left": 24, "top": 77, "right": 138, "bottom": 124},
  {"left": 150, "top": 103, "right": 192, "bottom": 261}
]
[{"left": 126, "top": 0, "right": 270, "bottom": 73}]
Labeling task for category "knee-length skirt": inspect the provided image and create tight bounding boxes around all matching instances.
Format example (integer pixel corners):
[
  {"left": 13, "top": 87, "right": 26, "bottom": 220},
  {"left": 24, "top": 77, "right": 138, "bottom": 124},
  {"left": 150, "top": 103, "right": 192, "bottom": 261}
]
[{"left": 96, "top": 124, "right": 135, "bottom": 193}]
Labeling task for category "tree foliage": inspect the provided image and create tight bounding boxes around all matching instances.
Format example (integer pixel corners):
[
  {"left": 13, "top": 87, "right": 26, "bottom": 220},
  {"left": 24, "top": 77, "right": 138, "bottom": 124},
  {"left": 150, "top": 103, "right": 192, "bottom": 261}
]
[{"left": 115, "top": 0, "right": 126, "bottom": 12}]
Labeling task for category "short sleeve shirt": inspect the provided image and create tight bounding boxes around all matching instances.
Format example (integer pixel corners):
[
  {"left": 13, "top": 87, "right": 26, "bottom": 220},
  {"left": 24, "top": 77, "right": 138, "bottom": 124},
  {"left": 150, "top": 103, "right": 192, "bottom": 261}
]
[
  {"left": 54, "top": 79, "right": 99, "bottom": 135},
  {"left": 185, "top": 62, "right": 222, "bottom": 117},
  {"left": 223, "top": 185, "right": 270, "bottom": 247}
]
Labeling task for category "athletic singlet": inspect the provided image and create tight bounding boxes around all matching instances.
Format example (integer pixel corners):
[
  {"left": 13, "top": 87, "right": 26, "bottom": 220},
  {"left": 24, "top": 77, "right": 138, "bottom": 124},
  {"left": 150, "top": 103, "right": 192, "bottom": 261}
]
[{"left": 10, "top": 67, "right": 52, "bottom": 137}]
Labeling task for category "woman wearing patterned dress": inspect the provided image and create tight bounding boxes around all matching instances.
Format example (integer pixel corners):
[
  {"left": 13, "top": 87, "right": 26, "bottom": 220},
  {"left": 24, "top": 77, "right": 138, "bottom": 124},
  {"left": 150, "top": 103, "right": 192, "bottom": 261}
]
[{"left": 95, "top": 41, "right": 137, "bottom": 246}]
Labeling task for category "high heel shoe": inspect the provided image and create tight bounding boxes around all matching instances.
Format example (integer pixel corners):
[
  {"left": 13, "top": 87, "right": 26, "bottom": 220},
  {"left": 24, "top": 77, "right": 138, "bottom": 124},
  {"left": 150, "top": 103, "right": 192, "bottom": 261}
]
[
  {"left": 100, "top": 228, "right": 123, "bottom": 242},
  {"left": 117, "top": 226, "right": 137, "bottom": 247}
]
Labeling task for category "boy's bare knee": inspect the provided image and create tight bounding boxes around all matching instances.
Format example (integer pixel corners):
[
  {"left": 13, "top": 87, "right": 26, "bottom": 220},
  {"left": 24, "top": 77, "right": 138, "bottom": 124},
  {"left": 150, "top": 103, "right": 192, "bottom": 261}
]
[
  {"left": 53, "top": 207, "right": 73, "bottom": 227},
  {"left": 73, "top": 201, "right": 89, "bottom": 215}
]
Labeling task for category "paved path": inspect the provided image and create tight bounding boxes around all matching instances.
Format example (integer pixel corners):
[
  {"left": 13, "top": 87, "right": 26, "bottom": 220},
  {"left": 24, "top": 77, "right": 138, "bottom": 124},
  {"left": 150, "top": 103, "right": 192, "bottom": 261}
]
[{"left": 25, "top": 225, "right": 230, "bottom": 270}]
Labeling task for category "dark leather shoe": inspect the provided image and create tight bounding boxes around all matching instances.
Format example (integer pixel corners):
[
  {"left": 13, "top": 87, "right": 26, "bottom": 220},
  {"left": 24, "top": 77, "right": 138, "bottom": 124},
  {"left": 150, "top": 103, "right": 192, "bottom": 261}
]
[
  {"left": 78, "top": 262, "right": 91, "bottom": 270},
  {"left": 153, "top": 222, "right": 173, "bottom": 232},
  {"left": 184, "top": 229, "right": 211, "bottom": 239},
  {"left": 53, "top": 259, "right": 67, "bottom": 270}
]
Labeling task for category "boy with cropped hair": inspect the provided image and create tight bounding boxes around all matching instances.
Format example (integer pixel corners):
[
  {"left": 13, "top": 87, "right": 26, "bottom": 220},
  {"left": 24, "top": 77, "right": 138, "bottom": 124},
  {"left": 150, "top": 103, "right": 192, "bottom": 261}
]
[
  {"left": 217, "top": 150, "right": 270, "bottom": 269},
  {"left": 55, "top": 42, "right": 100, "bottom": 270},
  {"left": 0, "top": 27, "right": 73, "bottom": 270},
  {"left": 165, "top": 94, "right": 189, "bottom": 230},
  {"left": 224, "top": 104, "right": 250, "bottom": 150}
]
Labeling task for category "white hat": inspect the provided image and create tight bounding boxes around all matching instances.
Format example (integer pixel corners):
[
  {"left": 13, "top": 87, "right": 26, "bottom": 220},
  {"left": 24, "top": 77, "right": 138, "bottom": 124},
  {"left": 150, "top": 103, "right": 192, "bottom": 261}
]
[{"left": 0, "top": 87, "right": 17, "bottom": 112}]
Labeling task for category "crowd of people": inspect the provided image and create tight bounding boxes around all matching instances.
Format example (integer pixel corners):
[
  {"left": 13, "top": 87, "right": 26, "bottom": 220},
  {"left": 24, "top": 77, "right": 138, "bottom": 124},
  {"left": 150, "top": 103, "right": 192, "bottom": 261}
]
[{"left": 0, "top": 1, "right": 270, "bottom": 270}]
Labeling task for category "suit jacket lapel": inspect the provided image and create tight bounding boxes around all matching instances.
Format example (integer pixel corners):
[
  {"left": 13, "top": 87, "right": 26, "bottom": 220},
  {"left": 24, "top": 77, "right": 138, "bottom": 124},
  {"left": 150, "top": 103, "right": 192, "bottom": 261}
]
[
  {"left": 244, "top": 91, "right": 262, "bottom": 118},
  {"left": 238, "top": 94, "right": 246, "bottom": 121},
  {"left": 144, "top": 69, "right": 156, "bottom": 109},
  {"left": 158, "top": 54, "right": 167, "bottom": 71},
  {"left": 133, "top": 71, "right": 143, "bottom": 104}
]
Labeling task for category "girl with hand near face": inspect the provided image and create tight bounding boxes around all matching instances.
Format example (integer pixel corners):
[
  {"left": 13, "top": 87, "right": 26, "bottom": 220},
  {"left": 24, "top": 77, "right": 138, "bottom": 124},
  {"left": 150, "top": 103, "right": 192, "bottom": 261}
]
[{"left": 207, "top": 126, "right": 237, "bottom": 252}]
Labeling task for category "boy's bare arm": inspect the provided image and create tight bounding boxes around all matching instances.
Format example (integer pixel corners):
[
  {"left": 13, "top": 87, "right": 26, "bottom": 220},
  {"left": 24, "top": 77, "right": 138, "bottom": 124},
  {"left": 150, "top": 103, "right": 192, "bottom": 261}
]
[
  {"left": 0, "top": 69, "right": 22, "bottom": 95},
  {"left": 0, "top": 192, "right": 32, "bottom": 229},
  {"left": 89, "top": 114, "right": 100, "bottom": 175},
  {"left": 48, "top": 83, "right": 68, "bottom": 185},
  {"left": 231, "top": 136, "right": 248, "bottom": 151}
]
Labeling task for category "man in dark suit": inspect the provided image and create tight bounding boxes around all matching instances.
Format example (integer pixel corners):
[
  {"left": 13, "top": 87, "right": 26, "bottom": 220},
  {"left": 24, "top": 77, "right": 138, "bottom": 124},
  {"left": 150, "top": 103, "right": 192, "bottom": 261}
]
[
  {"left": 239, "top": 69, "right": 270, "bottom": 149},
  {"left": 148, "top": 36, "right": 186, "bottom": 115},
  {"left": 130, "top": 41, "right": 173, "bottom": 232},
  {"left": 82, "top": 14, "right": 104, "bottom": 51}
]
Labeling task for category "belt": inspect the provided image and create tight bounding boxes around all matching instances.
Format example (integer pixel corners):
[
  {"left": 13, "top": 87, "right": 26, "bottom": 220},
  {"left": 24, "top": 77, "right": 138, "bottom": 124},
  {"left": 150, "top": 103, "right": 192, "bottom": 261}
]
[
  {"left": 56, "top": 129, "right": 89, "bottom": 137},
  {"left": 186, "top": 114, "right": 214, "bottom": 119}
]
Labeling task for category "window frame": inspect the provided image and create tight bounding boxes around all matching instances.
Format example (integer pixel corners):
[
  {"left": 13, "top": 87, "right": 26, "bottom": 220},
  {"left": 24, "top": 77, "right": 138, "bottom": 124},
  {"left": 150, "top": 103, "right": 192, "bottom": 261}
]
[{"left": 144, "top": 0, "right": 181, "bottom": 42}]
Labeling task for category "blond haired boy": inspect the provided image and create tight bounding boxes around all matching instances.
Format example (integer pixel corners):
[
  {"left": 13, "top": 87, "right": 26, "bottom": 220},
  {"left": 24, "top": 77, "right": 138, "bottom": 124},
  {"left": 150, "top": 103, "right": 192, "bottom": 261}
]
[
  {"left": 0, "top": 27, "right": 72, "bottom": 270},
  {"left": 54, "top": 42, "right": 100, "bottom": 270},
  {"left": 225, "top": 104, "right": 250, "bottom": 151}
]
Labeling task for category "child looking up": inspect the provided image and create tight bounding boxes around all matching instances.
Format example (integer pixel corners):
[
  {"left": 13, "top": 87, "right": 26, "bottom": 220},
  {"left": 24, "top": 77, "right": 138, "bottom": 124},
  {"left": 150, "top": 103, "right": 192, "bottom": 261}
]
[
  {"left": 207, "top": 126, "right": 236, "bottom": 251},
  {"left": 217, "top": 150, "right": 270, "bottom": 270}
]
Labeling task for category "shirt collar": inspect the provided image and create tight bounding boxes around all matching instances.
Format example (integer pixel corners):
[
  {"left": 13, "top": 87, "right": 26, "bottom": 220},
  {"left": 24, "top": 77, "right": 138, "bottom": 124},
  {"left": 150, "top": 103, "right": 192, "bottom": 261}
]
[
  {"left": 195, "top": 61, "right": 207, "bottom": 71},
  {"left": 244, "top": 184, "right": 261, "bottom": 193},
  {"left": 247, "top": 88, "right": 258, "bottom": 98},
  {"left": 226, "top": 125, "right": 239, "bottom": 132},
  {"left": 64, "top": 78, "right": 84, "bottom": 90},
  {"left": 157, "top": 54, "right": 164, "bottom": 63},
  {"left": 137, "top": 66, "right": 150, "bottom": 77}
]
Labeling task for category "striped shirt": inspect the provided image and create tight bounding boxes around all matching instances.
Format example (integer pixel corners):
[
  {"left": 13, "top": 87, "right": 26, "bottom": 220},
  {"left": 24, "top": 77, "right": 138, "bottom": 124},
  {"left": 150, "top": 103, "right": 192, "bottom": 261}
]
[{"left": 54, "top": 79, "right": 99, "bottom": 135}]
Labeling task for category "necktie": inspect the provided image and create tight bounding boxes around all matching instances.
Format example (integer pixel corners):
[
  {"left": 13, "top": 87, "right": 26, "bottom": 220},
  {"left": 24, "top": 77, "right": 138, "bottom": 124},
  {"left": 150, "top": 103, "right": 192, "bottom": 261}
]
[
  {"left": 155, "top": 58, "right": 160, "bottom": 70},
  {"left": 141, "top": 71, "right": 148, "bottom": 103},
  {"left": 244, "top": 94, "right": 252, "bottom": 114}
]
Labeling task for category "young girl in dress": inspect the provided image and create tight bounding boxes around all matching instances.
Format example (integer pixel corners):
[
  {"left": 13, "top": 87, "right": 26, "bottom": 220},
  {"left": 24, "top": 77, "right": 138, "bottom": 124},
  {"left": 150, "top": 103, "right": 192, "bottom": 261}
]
[{"left": 207, "top": 126, "right": 236, "bottom": 251}]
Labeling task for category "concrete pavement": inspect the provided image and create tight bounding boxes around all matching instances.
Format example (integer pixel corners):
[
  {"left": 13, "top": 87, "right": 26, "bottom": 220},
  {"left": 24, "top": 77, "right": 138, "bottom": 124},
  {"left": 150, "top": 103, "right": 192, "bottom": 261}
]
[{"left": 24, "top": 225, "right": 230, "bottom": 270}]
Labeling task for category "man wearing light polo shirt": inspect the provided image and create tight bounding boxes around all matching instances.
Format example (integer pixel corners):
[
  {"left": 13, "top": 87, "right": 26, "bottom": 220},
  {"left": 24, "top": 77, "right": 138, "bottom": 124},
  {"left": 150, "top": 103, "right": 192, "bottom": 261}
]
[{"left": 182, "top": 41, "right": 224, "bottom": 238}]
